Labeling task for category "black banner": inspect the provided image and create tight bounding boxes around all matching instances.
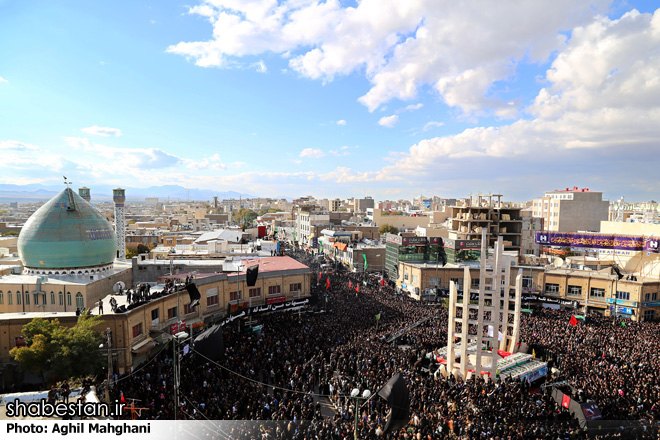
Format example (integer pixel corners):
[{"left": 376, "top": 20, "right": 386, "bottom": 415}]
[{"left": 221, "top": 298, "right": 310, "bottom": 327}]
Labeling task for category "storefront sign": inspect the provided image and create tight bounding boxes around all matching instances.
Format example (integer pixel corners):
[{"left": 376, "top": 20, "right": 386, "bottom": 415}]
[
  {"left": 170, "top": 320, "right": 187, "bottom": 334},
  {"left": 266, "top": 295, "right": 286, "bottom": 305},
  {"left": 401, "top": 236, "right": 428, "bottom": 245}
]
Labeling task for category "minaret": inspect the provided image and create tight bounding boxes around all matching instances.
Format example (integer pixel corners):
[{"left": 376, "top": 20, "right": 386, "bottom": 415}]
[
  {"left": 78, "top": 187, "right": 91, "bottom": 203},
  {"left": 113, "top": 188, "right": 126, "bottom": 259}
]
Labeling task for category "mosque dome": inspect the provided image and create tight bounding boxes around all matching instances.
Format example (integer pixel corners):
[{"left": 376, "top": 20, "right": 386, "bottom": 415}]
[{"left": 17, "top": 187, "right": 117, "bottom": 272}]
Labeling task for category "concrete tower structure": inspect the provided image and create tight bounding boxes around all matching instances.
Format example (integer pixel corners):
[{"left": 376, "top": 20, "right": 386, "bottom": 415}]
[
  {"left": 446, "top": 230, "right": 522, "bottom": 380},
  {"left": 78, "top": 187, "right": 91, "bottom": 203},
  {"left": 113, "top": 188, "right": 126, "bottom": 259}
]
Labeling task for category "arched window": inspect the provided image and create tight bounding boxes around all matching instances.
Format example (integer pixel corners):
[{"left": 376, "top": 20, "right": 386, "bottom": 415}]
[
  {"left": 67, "top": 292, "right": 72, "bottom": 306},
  {"left": 50, "top": 292, "right": 55, "bottom": 305},
  {"left": 58, "top": 292, "right": 63, "bottom": 306},
  {"left": 33, "top": 292, "right": 38, "bottom": 305},
  {"left": 7, "top": 291, "right": 12, "bottom": 305},
  {"left": 75, "top": 293, "right": 84, "bottom": 310},
  {"left": 0, "top": 291, "right": 3, "bottom": 305},
  {"left": 17, "top": 291, "right": 21, "bottom": 305},
  {"left": 25, "top": 291, "right": 30, "bottom": 305}
]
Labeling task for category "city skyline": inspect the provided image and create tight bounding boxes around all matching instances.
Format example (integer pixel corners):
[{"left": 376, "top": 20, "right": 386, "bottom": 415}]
[{"left": 1, "top": 1, "right": 658, "bottom": 202}]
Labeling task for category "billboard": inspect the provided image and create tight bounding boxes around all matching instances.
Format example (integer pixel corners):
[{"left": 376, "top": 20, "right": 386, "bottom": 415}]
[{"left": 536, "top": 232, "right": 660, "bottom": 253}]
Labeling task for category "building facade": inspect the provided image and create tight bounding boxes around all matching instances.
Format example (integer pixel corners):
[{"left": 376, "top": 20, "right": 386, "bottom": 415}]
[{"left": 532, "top": 187, "right": 609, "bottom": 232}]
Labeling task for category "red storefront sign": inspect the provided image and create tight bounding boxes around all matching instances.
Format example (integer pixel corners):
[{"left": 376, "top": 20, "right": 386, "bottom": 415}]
[
  {"left": 266, "top": 295, "right": 286, "bottom": 305},
  {"left": 170, "top": 320, "right": 187, "bottom": 335}
]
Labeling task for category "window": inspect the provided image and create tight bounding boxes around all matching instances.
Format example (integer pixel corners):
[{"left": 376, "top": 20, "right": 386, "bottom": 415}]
[
  {"left": 268, "top": 285, "right": 281, "bottom": 295},
  {"left": 289, "top": 283, "right": 302, "bottom": 293},
  {"left": 644, "top": 310, "right": 655, "bottom": 321},
  {"left": 522, "top": 276, "right": 533, "bottom": 290},
  {"left": 616, "top": 291, "right": 630, "bottom": 301},
  {"left": 450, "top": 278, "right": 462, "bottom": 288},
  {"left": 471, "top": 279, "right": 480, "bottom": 288},
  {"left": 132, "top": 323, "right": 143, "bottom": 338},
  {"left": 25, "top": 292, "right": 29, "bottom": 305},
  {"left": 50, "top": 292, "right": 55, "bottom": 305},
  {"left": 151, "top": 308, "right": 159, "bottom": 322},
  {"left": 168, "top": 307, "right": 177, "bottom": 320},
  {"left": 545, "top": 283, "right": 560, "bottom": 294},
  {"left": 59, "top": 292, "right": 63, "bottom": 306},
  {"left": 206, "top": 287, "right": 219, "bottom": 307},
  {"left": 7, "top": 291, "right": 12, "bottom": 305},
  {"left": 230, "top": 291, "right": 241, "bottom": 301},
  {"left": 0, "top": 291, "right": 3, "bottom": 304},
  {"left": 184, "top": 303, "right": 194, "bottom": 314},
  {"left": 75, "top": 293, "right": 83, "bottom": 310},
  {"left": 17, "top": 291, "right": 21, "bottom": 305},
  {"left": 67, "top": 292, "right": 72, "bottom": 306},
  {"left": 33, "top": 293, "right": 39, "bottom": 305},
  {"left": 249, "top": 288, "right": 261, "bottom": 298},
  {"left": 429, "top": 277, "right": 441, "bottom": 287},
  {"left": 590, "top": 288, "right": 605, "bottom": 298},
  {"left": 653, "top": 293, "right": 658, "bottom": 301},
  {"left": 646, "top": 293, "right": 651, "bottom": 302},
  {"left": 567, "top": 285, "right": 582, "bottom": 297}
]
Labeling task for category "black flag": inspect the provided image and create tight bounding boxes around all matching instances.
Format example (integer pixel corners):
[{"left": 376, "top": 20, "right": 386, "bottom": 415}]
[
  {"left": 185, "top": 282, "right": 201, "bottom": 309},
  {"left": 246, "top": 265, "right": 259, "bottom": 287},
  {"left": 377, "top": 372, "right": 410, "bottom": 434},
  {"left": 193, "top": 325, "right": 225, "bottom": 361},
  {"left": 436, "top": 238, "right": 447, "bottom": 266}
]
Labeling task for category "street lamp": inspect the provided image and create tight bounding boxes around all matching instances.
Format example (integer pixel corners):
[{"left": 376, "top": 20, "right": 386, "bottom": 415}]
[{"left": 351, "top": 388, "right": 371, "bottom": 440}]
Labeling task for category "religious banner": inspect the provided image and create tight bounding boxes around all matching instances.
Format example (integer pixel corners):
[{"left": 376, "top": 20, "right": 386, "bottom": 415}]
[{"left": 536, "top": 232, "right": 660, "bottom": 253}]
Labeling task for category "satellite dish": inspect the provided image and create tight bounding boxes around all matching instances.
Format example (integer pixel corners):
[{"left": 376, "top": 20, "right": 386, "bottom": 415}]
[
  {"left": 553, "top": 257, "right": 564, "bottom": 268},
  {"left": 113, "top": 281, "right": 126, "bottom": 293}
]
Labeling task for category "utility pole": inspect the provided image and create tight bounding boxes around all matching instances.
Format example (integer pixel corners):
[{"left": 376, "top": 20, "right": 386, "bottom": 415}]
[{"left": 105, "top": 328, "right": 113, "bottom": 404}]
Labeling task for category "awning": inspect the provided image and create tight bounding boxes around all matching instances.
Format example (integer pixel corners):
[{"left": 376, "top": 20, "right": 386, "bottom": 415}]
[
  {"left": 333, "top": 242, "right": 347, "bottom": 251},
  {"left": 131, "top": 337, "right": 156, "bottom": 354}
]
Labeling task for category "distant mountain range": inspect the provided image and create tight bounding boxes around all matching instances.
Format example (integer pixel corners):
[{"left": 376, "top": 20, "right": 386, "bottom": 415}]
[{"left": 0, "top": 184, "right": 262, "bottom": 202}]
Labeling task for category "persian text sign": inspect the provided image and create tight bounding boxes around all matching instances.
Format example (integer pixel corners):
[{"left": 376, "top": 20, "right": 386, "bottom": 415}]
[{"left": 536, "top": 232, "right": 660, "bottom": 253}]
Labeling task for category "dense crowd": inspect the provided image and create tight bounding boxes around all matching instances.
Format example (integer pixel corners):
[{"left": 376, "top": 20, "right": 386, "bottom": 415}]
[{"left": 108, "top": 245, "right": 660, "bottom": 439}]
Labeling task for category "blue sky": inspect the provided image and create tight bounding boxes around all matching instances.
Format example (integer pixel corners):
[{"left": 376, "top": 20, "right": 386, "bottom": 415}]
[{"left": 1, "top": 0, "right": 659, "bottom": 202}]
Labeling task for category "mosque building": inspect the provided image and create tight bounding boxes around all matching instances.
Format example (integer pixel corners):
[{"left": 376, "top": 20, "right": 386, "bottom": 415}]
[{"left": 0, "top": 186, "right": 132, "bottom": 315}]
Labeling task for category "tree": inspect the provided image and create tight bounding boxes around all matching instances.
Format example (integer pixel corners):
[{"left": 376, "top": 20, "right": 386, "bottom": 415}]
[
  {"left": 10, "top": 315, "right": 105, "bottom": 383},
  {"left": 379, "top": 224, "right": 399, "bottom": 235}
]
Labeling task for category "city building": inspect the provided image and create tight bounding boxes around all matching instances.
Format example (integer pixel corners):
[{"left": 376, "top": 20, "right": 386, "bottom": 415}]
[
  {"left": 532, "top": 187, "right": 609, "bottom": 232},
  {"left": 449, "top": 194, "right": 522, "bottom": 254}
]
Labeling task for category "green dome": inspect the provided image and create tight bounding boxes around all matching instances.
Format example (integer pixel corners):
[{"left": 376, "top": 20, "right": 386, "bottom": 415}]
[{"left": 18, "top": 188, "right": 117, "bottom": 269}]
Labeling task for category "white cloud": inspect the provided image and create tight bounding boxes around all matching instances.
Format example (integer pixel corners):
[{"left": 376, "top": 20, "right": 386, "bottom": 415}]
[
  {"left": 185, "top": 153, "right": 226, "bottom": 170},
  {"left": 62, "top": 137, "right": 91, "bottom": 150},
  {"left": 0, "top": 140, "right": 39, "bottom": 151},
  {"left": 378, "top": 115, "right": 398, "bottom": 127},
  {"left": 81, "top": 126, "right": 122, "bottom": 137},
  {"left": 169, "top": 0, "right": 611, "bottom": 116},
  {"left": 251, "top": 60, "right": 267, "bottom": 73},
  {"left": 336, "top": 119, "right": 347, "bottom": 125},
  {"left": 423, "top": 121, "right": 444, "bottom": 131},
  {"left": 299, "top": 148, "right": 325, "bottom": 158},
  {"left": 403, "top": 103, "right": 423, "bottom": 112},
  {"left": 0, "top": 76, "right": 7, "bottom": 83},
  {"left": 329, "top": 145, "right": 358, "bottom": 156},
  {"left": 378, "top": 9, "right": 660, "bottom": 177}
]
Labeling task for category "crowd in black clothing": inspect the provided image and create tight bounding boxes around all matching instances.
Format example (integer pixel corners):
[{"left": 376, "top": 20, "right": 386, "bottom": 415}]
[{"left": 108, "top": 245, "right": 660, "bottom": 439}]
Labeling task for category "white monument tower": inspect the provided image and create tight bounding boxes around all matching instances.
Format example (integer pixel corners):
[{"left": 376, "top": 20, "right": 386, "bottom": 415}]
[
  {"left": 446, "top": 230, "right": 522, "bottom": 380},
  {"left": 113, "top": 188, "right": 126, "bottom": 259}
]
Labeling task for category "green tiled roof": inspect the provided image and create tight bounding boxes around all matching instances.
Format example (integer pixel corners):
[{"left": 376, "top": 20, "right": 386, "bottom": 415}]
[{"left": 17, "top": 188, "right": 117, "bottom": 268}]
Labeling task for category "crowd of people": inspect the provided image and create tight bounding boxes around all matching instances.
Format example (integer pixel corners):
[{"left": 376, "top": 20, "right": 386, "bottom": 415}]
[{"left": 107, "top": 245, "right": 660, "bottom": 439}]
